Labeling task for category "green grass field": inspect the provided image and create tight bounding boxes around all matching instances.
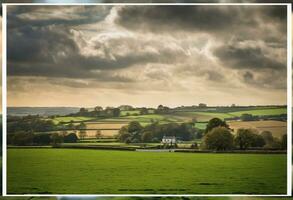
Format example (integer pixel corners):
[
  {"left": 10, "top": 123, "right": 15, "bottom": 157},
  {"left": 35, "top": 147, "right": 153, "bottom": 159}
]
[
  {"left": 7, "top": 149, "right": 286, "bottom": 194},
  {"left": 52, "top": 116, "right": 95, "bottom": 124},
  {"left": 120, "top": 110, "right": 141, "bottom": 116},
  {"left": 229, "top": 108, "right": 286, "bottom": 117}
]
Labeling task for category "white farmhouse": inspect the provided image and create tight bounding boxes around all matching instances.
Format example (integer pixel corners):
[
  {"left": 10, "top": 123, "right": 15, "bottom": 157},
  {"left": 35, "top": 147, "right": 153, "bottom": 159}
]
[{"left": 161, "top": 136, "right": 177, "bottom": 145}]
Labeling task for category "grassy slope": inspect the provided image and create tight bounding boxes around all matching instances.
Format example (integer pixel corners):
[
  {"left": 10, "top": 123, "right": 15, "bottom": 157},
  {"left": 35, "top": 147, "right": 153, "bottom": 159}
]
[
  {"left": 52, "top": 116, "right": 95, "bottom": 124},
  {"left": 228, "top": 108, "right": 286, "bottom": 117},
  {"left": 8, "top": 149, "right": 286, "bottom": 194}
]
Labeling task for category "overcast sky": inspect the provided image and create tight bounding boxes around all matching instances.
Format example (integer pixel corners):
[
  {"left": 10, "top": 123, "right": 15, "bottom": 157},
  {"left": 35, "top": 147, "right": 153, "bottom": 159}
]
[{"left": 7, "top": 5, "right": 288, "bottom": 108}]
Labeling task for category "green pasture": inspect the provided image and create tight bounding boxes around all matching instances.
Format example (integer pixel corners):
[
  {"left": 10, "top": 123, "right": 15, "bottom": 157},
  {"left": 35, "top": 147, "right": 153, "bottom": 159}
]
[
  {"left": 48, "top": 108, "right": 287, "bottom": 129},
  {"left": 52, "top": 116, "right": 95, "bottom": 124},
  {"left": 120, "top": 110, "right": 141, "bottom": 116},
  {"left": 8, "top": 149, "right": 286, "bottom": 194},
  {"left": 194, "top": 122, "right": 208, "bottom": 130},
  {"left": 229, "top": 108, "right": 287, "bottom": 117},
  {"left": 173, "top": 112, "right": 232, "bottom": 122}
]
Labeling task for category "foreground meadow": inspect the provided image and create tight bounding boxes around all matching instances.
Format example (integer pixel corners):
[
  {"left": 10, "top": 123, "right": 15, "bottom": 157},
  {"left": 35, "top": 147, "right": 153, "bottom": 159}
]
[{"left": 7, "top": 149, "right": 286, "bottom": 194}]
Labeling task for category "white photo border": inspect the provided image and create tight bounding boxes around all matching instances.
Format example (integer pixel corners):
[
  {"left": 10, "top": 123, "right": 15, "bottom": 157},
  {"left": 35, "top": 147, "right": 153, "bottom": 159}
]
[{"left": 2, "top": 2, "right": 292, "bottom": 197}]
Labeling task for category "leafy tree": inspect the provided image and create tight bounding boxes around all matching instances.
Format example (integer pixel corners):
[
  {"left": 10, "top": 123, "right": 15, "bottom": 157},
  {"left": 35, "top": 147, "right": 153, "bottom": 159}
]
[
  {"left": 156, "top": 105, "right": 170, "bottom": 114},
  {"left": 94, "top": 106, "right": 103, "bottom": 112},
  {"left": 234, "top": 129, "right": 255, "bottom": 150},
  {"left": 96, "top": 130, "right": 102, "bottom": 139},
  {"left": 261, "top": 131, "right": 274, "bottom": 147},
  {"left": 33, "top": 133, "right": 51, "bottom": 145},
  {"left": 205, "top": 118, "right": 229, "bottom": 133},
  {"left": 140, "top": 108, "right": 148, "bottom": 115},
  {"left": 119, "top": 132, "right": 131, "bottom": 142},
  {"left": 141, "top": 131, "right": 153, "bottom": 142},
  {"left": 10, "top": 131, "right": 34, "bottom": 146},
  {"left": 151, "top": 137, "right": 160, "bottom": 143},
  {"left": 178, "top": 123, "right": 194, "bottom": 141},
  {"left": 203, "top": 127, "right": 234, "bottom": 151},
  {"left": 251, "top": 133, "right": 265, "bottom": 148},
  {"left": 78, "top": 130, "right": 87, "bottom": 140},
  {"left": 64, "top": 133, "right": 78, "bottom": 143},
  {"left": 79, "top": 108, "right": 88, "bottom": 113},
  {"left": 240, "top": 113, "right": 254, "bottom": 121},
  {"left": 78, "top": 122, "right": 86, "bottom": 130},
  {"left": 281, "top": 134, "right": 287, "bottom": 150},
  {"left": 118, "top": 126, "right": 130, "bottom": 142},
  {"left": 51, "top": 133, "right": 63, "bottom": 147},
  {"left": 113, "top": 108, "right": 121, "bottom": 117},
  {"left": 67, "top": 122, "right": 75, "bottom": 130},
  {"left": 128, "top": 121, "right": 143, "bottom": 133},
  {"left": 198, "top": 103, "right": 207, "bottom": 107},
  {"left": 195, "top": 129, "right": 203, "bottom": 139}
]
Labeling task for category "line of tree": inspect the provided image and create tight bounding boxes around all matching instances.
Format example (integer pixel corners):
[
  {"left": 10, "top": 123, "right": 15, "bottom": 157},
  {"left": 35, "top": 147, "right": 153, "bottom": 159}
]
[
  {"left": 68, "top": 107, "right": 121, "bottom": 118},
  {"left": 203, "top": 118, "right": 287, "bottom": 151},
  {"left": 7, "top": 131, "right": 78, "bottom": 146},
  {"left": 7, "top": 115, "right": 89, "bottom": 135},
  {"left": 224, "top": 113, "right": 287, "bottom": 122},
  {"left": 118, "top": 121, "right": 198, "bottom": 143}
]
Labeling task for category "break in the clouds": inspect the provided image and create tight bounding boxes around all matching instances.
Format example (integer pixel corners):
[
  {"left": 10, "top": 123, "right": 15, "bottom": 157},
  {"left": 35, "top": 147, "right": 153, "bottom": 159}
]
[{"left": 7, "top": 5, "right": 287, "bottom": 107}]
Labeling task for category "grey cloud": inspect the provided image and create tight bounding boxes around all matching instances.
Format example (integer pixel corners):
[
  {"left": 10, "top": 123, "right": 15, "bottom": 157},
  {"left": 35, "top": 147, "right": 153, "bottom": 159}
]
[
  {"left": 7, "top": 5, "right": 288, "bottom": 93},
  {"left": 8, "top": 22, "right": 188, "bottom": 80},
  {"left": 116, "top": 6, "right": 242, "bottom": 33},
  {"left": 213, "top": 39, "right": 287, "bottom": 89},
  {"left": 7, "top": 5, "right": 111, "bottom": 30},
  {"left": 214, "top": 44, "right": 286, "bottom": 71},
  {"left": 115, "top": 5, "right": 286, "bottom": 34},
  {"left": 240, "top": 70, "right": 286, "bottom": 90}
]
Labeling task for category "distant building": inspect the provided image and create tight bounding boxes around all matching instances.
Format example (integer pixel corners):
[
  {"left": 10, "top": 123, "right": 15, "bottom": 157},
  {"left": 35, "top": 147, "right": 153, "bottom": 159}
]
[{"left": 162, "top": 136, "right": 177, "bottom": 144}]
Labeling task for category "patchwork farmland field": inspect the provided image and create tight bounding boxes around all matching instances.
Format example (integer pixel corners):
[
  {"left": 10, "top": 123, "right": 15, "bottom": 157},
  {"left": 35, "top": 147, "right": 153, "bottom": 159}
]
[
  {"left": 85, "top": 122, "right": 127, "bottom": 130},
  {"left": 7, "top": 149, "right": 286, "bottom": 194},
  {"left": 228, "top": 120, "right": 286, "bottom": 138},
  {"left": 52, "top": 116, "right": 95, "bottom": 124},
  {"left": 229, "top": 108, "right": 286, "bottom": 117}
]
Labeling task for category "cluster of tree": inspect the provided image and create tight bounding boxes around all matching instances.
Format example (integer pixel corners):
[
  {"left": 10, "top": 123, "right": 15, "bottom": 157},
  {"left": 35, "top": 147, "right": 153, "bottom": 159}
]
[
  {"left": 118, "top": 121, "right": 197, "bottom": 143},
  {"left": 203, "top": 118, "right": 287, "bottom": 151},
  {"left": 8, "top": 115, "right": 56, "bottom": 133},
  {"left": 224, "top": 113, "right": 287, "bottom": 122},
  {"left": 155, "top": 105, "right": 171, "bottom": 114},
  {"left": 7, "top": 115, "right": 89, "bottom": 135},
  {"left": 7, "top": 131, "right": 78, "bottom": 146},
  {"left": 59, "top": 121, "right": 86, "bottom": 130},
  {"left": 68, "top": 107, "right": 121, "bottom": 118}
]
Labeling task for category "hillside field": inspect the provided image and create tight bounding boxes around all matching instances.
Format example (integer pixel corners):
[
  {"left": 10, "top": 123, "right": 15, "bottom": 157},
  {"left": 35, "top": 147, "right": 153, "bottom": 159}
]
[
  {"left": 228, "top": 120, "right": 286, "bottom": 138},
  {"left": 44, "top": 107, "right": 287, "bottom": 138},
  {"left": 8, "top": 149, "right": 286, "bottom": 194}
]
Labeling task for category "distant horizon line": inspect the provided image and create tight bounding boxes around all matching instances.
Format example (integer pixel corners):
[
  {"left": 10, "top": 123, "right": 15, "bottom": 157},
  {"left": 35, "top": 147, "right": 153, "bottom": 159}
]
[{"left": 7, "top": 104, "right": 287, "bottom": 109}]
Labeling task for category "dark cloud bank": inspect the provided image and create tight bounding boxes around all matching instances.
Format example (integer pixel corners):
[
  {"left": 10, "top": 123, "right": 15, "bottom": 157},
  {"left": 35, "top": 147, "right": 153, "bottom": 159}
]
[{"left": 7, "top": 5, "right": 288, "bottom": 106}]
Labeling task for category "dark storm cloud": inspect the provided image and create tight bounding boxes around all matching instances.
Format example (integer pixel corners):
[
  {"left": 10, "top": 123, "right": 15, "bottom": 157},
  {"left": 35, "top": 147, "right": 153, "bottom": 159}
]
[
  {"left": 8, "top": 18, "right": 187, "bottom": 79},
  {"left": 214, "top": 44, "right": 286, "bottom": 71},
  {"left": 7, "top": 5, "right": 288, "bottom": 91},
  {"left": 116, "top": 6, "right": 242, "bottom": 32},
  {"left": 240, "top": 70, "right": 286, "bottom": 89},
  {"left": 115, "top": 5, "right": 286, "bottom": 34}
]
